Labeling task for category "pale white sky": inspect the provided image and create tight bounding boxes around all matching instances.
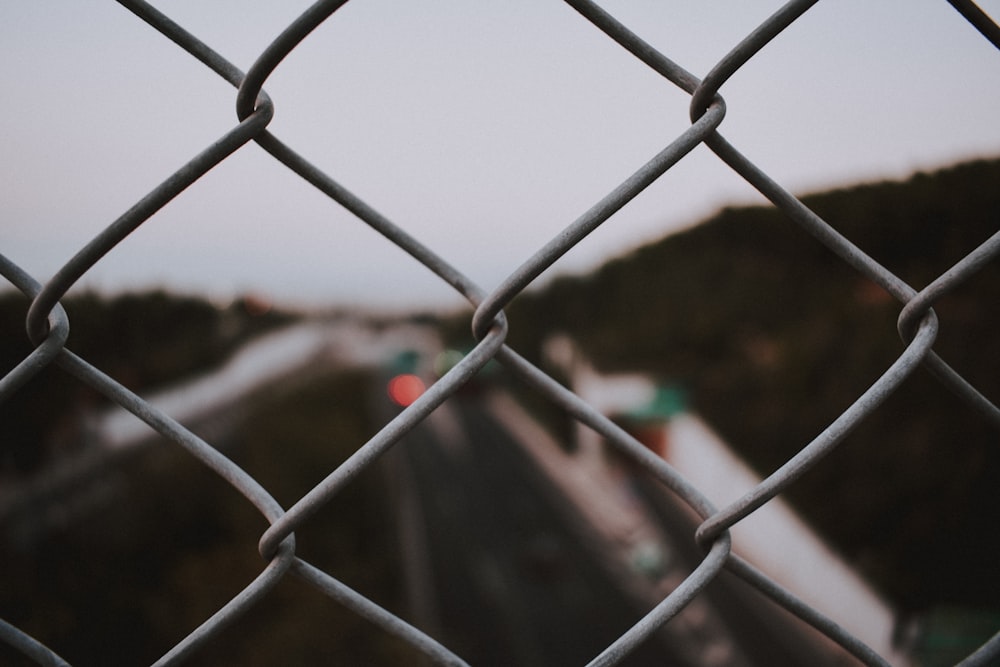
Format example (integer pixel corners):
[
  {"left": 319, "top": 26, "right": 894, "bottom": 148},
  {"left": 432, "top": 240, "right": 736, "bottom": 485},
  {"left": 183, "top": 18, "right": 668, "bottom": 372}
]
[{"left": 2, "top": 1, "right": 999, "bottom": 310}]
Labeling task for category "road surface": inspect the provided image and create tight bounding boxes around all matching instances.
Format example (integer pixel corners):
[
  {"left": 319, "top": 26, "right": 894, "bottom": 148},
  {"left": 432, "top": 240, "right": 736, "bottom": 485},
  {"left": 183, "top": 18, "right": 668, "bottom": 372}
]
[
  {"left": 389, "top": 393, "right": 691, "bottom": 667},
  {"left": 387, "top": 388, "right": 858, "bottom": 666}
]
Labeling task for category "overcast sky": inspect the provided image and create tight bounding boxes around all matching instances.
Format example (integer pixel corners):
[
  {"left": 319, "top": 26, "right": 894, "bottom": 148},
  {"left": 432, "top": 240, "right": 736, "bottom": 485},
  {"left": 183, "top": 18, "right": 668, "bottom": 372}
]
[{"left": 3, "top": 1, "right": 999, "bottom": 311}]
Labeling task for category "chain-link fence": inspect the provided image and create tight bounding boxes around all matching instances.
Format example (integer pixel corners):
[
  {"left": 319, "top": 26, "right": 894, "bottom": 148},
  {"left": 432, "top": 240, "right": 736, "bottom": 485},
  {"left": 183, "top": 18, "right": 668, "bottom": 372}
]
[{"left": 2, "top": 0, "right": 1000, "bottom": 665}]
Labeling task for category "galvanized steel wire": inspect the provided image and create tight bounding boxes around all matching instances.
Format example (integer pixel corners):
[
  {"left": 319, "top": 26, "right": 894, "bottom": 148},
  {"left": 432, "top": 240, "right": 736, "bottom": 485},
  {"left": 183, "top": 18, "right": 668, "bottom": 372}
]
[{"left": 2, "top": 1, "right": 1000, "bottom": 664}]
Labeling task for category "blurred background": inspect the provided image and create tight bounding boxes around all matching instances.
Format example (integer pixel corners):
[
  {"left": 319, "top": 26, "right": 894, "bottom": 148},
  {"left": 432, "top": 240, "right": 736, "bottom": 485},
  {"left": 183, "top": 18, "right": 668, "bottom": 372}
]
[
  {"left": 2, "top": 0, "right": 1000, "bottom": 309},
  {"left": 2, "top": 2, "right": 1000, "bottom": 665}
]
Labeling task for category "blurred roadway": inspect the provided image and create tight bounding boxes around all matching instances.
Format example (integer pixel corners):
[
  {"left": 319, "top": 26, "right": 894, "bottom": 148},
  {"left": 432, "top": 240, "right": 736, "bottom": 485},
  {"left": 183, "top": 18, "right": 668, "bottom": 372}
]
[
  {"left": 384, "top": 388, "right": 856, "bottom": 667},
  {"left": 386, "top": 393, "right": 690, "bottom": 667}
]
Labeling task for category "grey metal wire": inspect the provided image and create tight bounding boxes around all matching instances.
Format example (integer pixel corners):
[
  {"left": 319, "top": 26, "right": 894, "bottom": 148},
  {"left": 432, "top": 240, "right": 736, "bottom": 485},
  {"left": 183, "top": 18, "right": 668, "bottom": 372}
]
[{"left": 2, "top": 0, "right": 999, "bottom": 665}]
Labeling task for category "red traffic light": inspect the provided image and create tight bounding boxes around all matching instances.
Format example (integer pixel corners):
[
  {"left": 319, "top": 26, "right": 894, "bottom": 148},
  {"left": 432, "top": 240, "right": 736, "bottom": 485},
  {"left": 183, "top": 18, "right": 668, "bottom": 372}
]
[{"left": 387, "top": 373, "right": 426, "bottom": 407}]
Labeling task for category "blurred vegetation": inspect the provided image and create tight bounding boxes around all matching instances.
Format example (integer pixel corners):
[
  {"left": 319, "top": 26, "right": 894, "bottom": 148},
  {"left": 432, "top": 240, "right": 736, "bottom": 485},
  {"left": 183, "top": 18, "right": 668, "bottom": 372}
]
[
  {"left": 0, "top": 370, "right": 415, "bottom": 666},
  {"left": 503, "top": 157, "right": 1000, "bottom": 613},
  {"left": 0, "top": 290, "right": 295, "bottom": 475}
]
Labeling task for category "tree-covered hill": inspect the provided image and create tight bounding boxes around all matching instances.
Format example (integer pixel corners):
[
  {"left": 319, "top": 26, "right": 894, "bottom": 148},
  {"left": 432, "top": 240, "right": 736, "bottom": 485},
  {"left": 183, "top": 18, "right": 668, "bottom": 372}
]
[
  {"left": 0, "top": 290, "right": 294, "bottom": 475},
  {"left": 507, "top": 157, "right": 1000, "bottom": 613}
]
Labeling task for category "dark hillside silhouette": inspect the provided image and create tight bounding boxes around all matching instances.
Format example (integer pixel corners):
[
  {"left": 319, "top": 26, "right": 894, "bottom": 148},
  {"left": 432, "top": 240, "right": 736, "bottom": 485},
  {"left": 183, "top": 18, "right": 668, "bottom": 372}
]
[{"left": 508, "top": 157, "right": 1000, "bottom": 612}]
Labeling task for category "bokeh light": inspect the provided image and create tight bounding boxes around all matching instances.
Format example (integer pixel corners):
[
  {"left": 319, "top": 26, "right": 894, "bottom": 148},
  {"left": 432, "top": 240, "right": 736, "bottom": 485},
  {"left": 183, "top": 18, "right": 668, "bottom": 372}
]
[{"left": 387, "top": 373, "right": 426, "bottom": 407}]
